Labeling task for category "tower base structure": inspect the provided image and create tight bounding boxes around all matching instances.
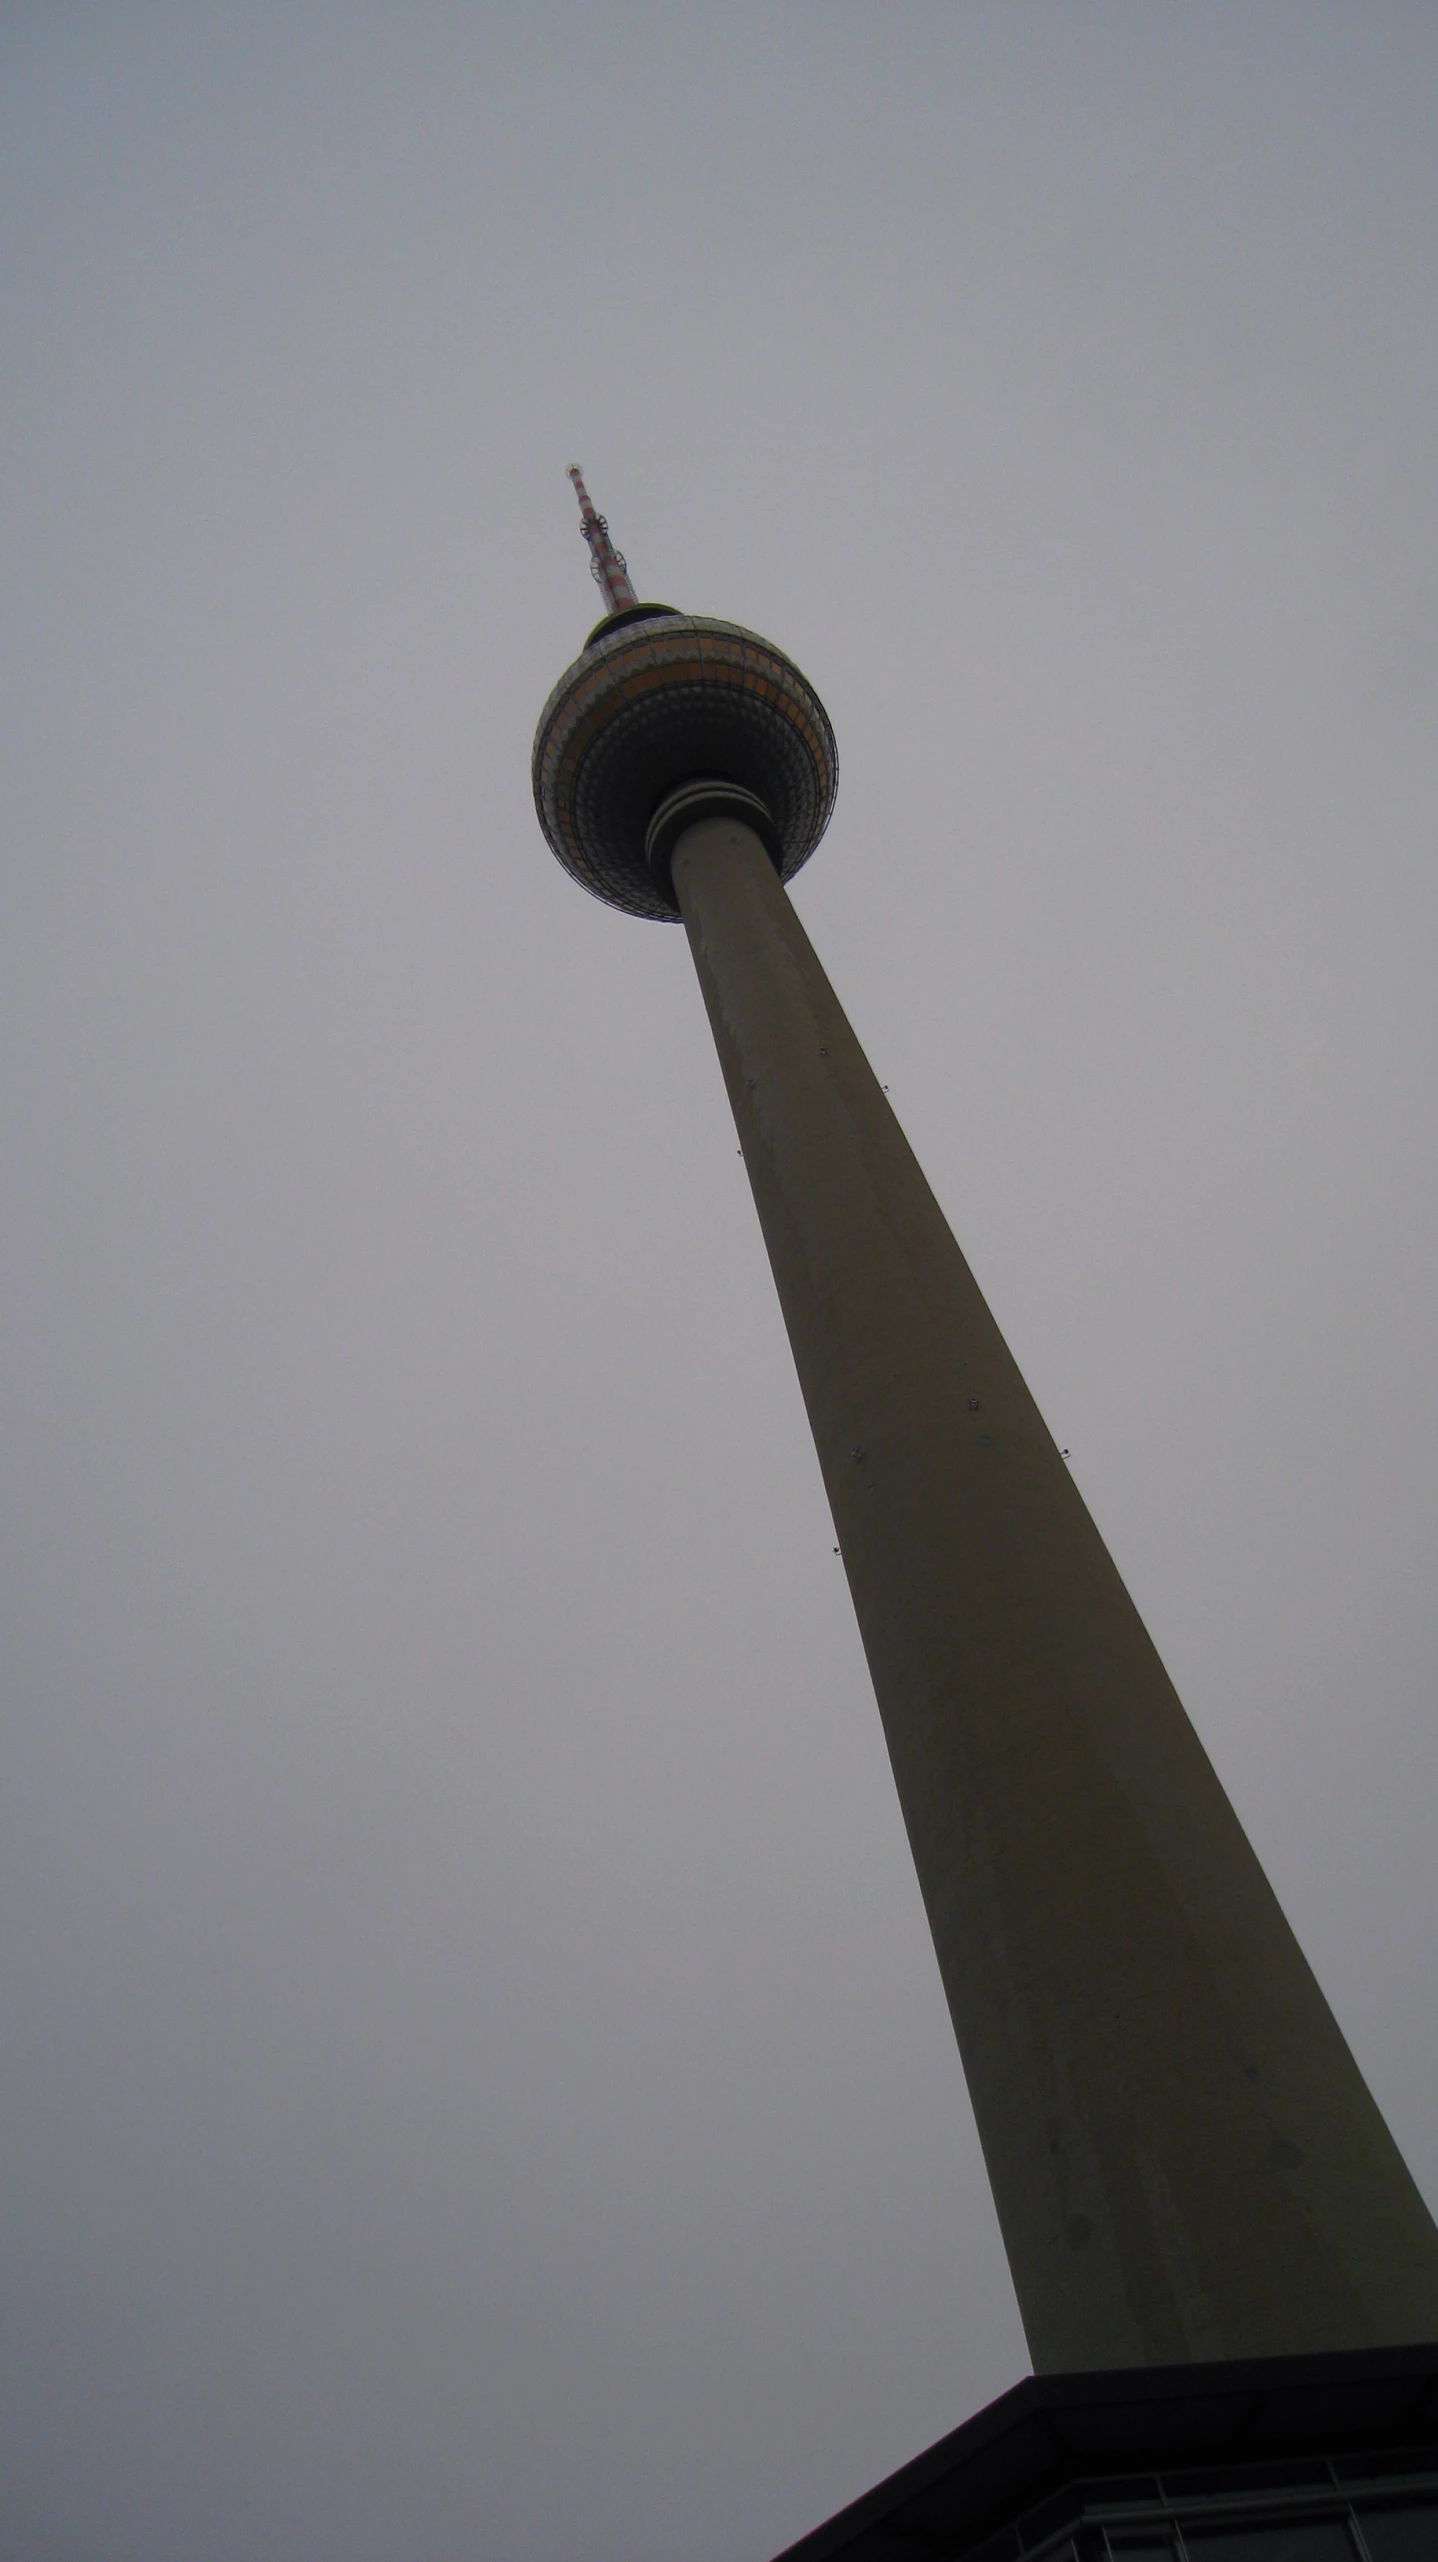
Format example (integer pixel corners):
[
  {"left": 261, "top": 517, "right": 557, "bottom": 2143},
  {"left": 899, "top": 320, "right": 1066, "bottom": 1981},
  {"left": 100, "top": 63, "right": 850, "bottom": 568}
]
[{"left": 772, "top": 2342, "right": 1438, "bottom": 2562}]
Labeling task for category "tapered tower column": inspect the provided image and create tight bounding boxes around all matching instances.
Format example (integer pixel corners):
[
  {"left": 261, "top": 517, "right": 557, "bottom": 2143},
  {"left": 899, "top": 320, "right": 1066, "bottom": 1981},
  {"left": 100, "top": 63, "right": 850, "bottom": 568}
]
[
  {"left": 669, "top": 808, "right": 1438, "bottom": 2372},
  {"left": 532, "top": 474, "right": 1438, "bottom": 2378}
]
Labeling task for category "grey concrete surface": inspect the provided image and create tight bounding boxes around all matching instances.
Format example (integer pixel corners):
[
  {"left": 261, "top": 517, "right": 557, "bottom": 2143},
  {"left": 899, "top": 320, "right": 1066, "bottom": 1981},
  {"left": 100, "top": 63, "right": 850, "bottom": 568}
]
[{"left": 673, "top": 812, "right": 1438, "bottom": 2372}]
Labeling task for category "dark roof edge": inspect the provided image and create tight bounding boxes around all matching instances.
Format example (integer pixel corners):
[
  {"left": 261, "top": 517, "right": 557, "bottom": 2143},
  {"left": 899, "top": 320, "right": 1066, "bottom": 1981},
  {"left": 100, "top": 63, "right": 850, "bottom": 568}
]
[{"left": 770, "top": 2339, "right": 1438, "bottom": 2562}]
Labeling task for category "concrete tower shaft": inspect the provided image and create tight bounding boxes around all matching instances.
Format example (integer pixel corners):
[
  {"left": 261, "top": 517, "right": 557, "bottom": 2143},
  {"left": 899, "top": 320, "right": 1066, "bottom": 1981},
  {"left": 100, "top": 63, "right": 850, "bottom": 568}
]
[
  {"left": 532, "top": 482, "right": 1438, "bottom": 2372},
  {"left": 669, "top": 806, "right": 1438, "bottom": 2372}
]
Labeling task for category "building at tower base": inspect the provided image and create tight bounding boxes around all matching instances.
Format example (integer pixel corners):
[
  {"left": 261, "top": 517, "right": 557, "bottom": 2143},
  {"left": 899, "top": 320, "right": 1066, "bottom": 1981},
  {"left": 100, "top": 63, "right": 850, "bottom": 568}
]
[{"left": 772, "top": 2342, "right": 1438, "bottom": 2562}]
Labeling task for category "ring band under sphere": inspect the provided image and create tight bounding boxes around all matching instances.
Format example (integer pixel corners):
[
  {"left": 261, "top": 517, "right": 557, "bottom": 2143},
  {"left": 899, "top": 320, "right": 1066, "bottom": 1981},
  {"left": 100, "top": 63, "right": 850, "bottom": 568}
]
[{"left": 532, "top": 611, "right": 839, "bottom": 921}]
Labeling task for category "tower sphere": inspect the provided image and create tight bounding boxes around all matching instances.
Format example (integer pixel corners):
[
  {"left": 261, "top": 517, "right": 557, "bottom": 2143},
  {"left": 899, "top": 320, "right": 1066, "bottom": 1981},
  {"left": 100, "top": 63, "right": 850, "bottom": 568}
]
[{"left": 532, "top": 599, "right": 839, "bottom": 923}]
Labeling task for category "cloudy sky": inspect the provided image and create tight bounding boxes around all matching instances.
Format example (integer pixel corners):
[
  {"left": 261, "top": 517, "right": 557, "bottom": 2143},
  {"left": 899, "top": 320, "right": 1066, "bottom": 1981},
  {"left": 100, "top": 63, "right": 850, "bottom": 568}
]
[{"left": 3, "top": 7, "right": 1437, "bottom": 2558}]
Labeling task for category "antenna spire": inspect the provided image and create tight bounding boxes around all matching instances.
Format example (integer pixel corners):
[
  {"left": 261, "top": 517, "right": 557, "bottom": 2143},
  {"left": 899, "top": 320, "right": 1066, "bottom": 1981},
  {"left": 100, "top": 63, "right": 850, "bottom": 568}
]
[{"left": 568, "top": 466, "right": 639, "bottom": 618}]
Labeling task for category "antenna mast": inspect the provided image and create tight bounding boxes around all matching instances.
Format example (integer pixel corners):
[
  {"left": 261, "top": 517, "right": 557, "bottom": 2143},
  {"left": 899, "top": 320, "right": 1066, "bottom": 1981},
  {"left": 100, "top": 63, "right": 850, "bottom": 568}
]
[{"left": 568, "top": 466, "right": 639, "bottom": 617}]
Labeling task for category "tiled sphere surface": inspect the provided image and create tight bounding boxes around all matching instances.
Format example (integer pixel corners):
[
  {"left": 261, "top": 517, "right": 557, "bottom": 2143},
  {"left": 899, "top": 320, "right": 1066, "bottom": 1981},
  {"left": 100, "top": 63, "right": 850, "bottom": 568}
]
[{"left": 532, "top": 612, "right": 839, "bottom": 921}]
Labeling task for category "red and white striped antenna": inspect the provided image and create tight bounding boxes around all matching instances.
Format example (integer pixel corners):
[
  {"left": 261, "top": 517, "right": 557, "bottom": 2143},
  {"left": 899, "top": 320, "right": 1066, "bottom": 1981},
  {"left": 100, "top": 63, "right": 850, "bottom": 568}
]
[{"left": 568, "top": 465, "right": 639, "bottom": 617}]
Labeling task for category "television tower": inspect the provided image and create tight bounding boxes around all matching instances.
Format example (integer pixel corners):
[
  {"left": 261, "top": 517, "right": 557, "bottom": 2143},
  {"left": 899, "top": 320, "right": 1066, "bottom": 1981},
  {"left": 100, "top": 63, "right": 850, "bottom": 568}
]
[{"left": 532, "top": 473, "right": 1438, "bottom": 2381}]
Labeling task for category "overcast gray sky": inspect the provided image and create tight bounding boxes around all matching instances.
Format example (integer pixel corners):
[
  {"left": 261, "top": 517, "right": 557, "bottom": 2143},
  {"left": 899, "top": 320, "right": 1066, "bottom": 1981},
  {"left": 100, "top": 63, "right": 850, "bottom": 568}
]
[{"left": 3, "top": 7, "right": 1437, "bottom": 2558}]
